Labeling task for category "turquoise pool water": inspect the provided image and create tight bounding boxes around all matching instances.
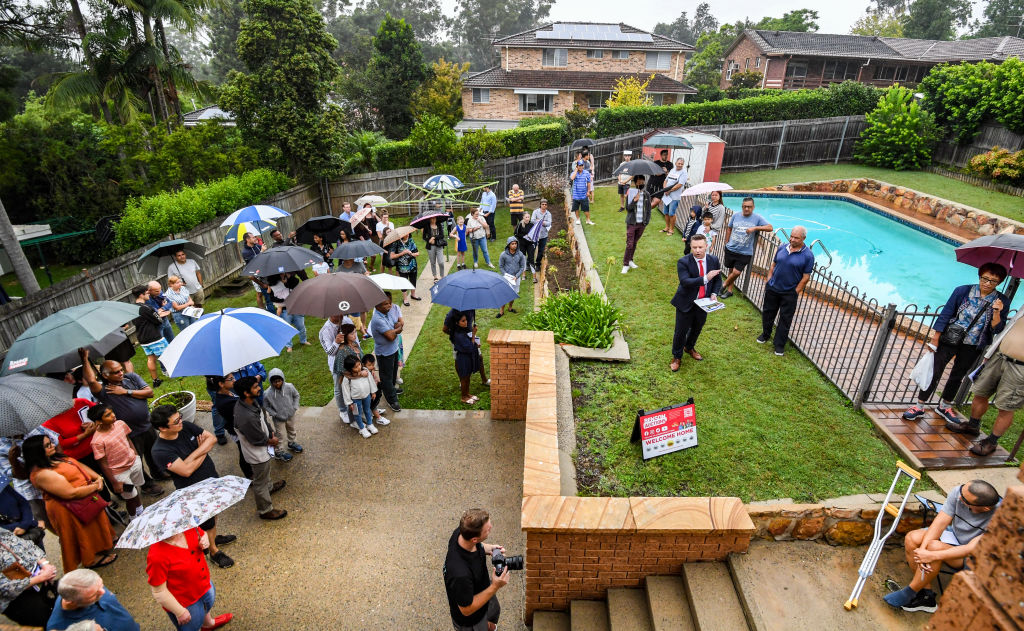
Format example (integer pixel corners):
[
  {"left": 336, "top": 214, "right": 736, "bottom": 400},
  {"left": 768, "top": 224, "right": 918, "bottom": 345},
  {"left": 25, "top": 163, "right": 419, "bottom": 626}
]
[{"left": 722, "top": 194, "right": 1016, "bottom": 310}]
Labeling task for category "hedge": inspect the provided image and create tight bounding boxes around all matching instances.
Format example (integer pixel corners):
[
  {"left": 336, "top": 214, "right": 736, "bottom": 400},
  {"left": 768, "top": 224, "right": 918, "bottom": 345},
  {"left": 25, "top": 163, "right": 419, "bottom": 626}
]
[
  {"left": 491, "top": 123, "right": 567, "bottom": 155},
  {"left": 370, "top": 140, "right": 419, "bottom": 171},
  {"left": 595, "top": 82, "right": 882, "bottom": 137},
  {"left": 115, "top": 168, "right": 294, "bottom": 252}
]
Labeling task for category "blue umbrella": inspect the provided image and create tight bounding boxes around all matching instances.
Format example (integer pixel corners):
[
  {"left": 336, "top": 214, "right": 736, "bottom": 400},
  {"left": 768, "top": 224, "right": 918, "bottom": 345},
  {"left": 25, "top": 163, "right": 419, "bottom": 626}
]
[
  {"left": 429, "top": 269, "right": 518, "bottom": 310},
  {"left": 423, "top": 174, "right": 464, "bottom": 192},
  {"left": 220, "top": 205, "right": 289, "bottom": 227},
  {"left": 158, "top": 307, "right": 298, "bottom": 377}
]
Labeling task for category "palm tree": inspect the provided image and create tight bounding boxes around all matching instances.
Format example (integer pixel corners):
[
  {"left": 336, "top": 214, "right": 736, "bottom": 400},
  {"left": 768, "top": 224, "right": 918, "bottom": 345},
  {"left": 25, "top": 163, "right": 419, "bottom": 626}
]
[{"left": 342, "top": 130, "right": 387, "bottom": 173}]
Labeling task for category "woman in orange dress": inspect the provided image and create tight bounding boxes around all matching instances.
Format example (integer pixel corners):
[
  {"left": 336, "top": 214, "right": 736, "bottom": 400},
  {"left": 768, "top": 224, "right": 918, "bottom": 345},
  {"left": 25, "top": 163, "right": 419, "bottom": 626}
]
[{"left": 16, "top": 435, "right": 116, "bottom": 570}]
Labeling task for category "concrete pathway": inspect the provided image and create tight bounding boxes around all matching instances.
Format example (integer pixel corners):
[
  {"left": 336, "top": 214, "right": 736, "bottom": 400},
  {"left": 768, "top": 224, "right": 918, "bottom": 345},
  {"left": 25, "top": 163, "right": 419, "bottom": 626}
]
[
  {"left": 928, "top": 466, "right": 1022, "bottom": 496},
  {"left": 391, "top": 255, "right": 457, "bottom": 363},
  {"left": 22, "top": 407, "right": 527, "bottom": 630}
]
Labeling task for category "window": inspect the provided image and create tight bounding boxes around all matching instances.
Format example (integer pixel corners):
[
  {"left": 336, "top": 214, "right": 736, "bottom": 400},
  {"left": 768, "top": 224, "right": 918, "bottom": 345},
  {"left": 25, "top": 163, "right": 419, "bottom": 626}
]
[
  {"left": 745, "top": 58, "right": 750, "bottom": 69},
  {"left": 650, "top": 93, "right": 665, "bottom": 106},
  {"left": 785, "top": 63, "right": 807, "bottom": 78},
  {"left": 725, "top": 59, "right": 736, "bottom": 79},
  {"left": 542, "top": 48, "right": 568, "bottom": 67},
  {"left": 471, "top": 88, "right": 489, "bottom": 104},
  {"left": 612, "top": 50, "right": 629, "bottom": 59},
  {"left": 873, "top": 65, "right": 895, "bottom": 81},
  {"left": 585, "top": 91, "right": 611, "bottom": 108},
  {"left": 914, "top": 66, "right": 929, "bottom": 82},
  {"left": 646, "top": 51, "right": 672, "bottom": 70},
  {"left": 894, "top": 66, "right": 908, "bottom": 81},
  {"left": 586, "top": 49, "right": 604, "bottom": 58},
  {"left": 755, "top": 56, "right": 761, "bottom": 68},
  {"left": 519, "top": 94, "right": 553, "bottom": 112}
]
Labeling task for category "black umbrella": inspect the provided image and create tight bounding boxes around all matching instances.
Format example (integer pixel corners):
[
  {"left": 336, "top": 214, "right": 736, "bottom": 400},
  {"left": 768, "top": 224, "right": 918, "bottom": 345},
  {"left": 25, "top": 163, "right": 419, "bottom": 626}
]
[
  {"left": 283, "top": 273, "right": 387, "bottom": 317},
  {"left": 0, "top": 374, "right": 75, "bottom": 437},
  {"left": 331, "top": 240, "right": 387, "bottom": 260},
  {"left": 295, "top": 216, "right": 344, "bottom": 246},
  {"left": 242, "top": 246, "right": 323, "bottom": 277},
  {"left": 612, "top": 159, "right": 666, "bottom": 178},
  {"left": 409, "top": 209, "right": 450, "bottom": 229},
  {"left": 571, "top": 138, "right": 596, "bottom": 150},
  {"left": 136, "top": 239, "right": 206, "bottom": 276}
]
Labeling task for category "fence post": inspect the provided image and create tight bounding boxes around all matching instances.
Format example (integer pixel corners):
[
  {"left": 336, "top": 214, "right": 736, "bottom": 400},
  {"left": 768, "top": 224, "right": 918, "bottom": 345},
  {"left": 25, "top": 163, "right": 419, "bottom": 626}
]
[
  {"left": 853, "top": 303, "right": 898, "bottom": 410},
  {"left": 740, "top": 235, "right": 757, "bottom": 295},
  {"left": 835, "top": 116, "right": 850, "bottom": 164},
  {"left": 773, "top": 120, "right": 788, "bottom": 170}
]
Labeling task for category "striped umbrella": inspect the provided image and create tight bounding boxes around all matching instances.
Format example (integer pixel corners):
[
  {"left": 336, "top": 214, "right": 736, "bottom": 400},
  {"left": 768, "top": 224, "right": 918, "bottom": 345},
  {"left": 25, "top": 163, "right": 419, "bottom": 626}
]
[
  {"left": 220, "top": 204, "right": 289, "bottom": 227},
  {"left": 223, "top": 219, "right": 276, "bottom": 244},
  {"left": 158, "top": 308, "right": 298, "bottom": 377}
]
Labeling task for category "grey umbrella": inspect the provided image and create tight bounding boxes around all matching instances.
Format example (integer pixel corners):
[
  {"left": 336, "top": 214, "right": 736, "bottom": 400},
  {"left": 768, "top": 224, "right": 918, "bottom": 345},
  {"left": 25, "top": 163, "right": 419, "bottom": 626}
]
[
  {"left": 331, "top": 240, "right": 387, "bottom": 260},
  {"left": 283, "top": 273, "right": 387, "bottom": 317},
  {"left": 643, "top": 133, "right": 694, "bottom": 149},
  {"left": 611, "top": 159, "right": 666, "bottom": 178},
  {"left": 36, "top": 329, "right": 129, "bottom": 374},
  {"left": 0, "top": 374, "right": 74, "bottom": 437},
  {"left": 241, "top": 246, "right": 323, "bottom": 277},
  {"left": 2, "top": 301, "right": 142, "bottom": 376},
  {"left": 137, "top": 239, "right": 206, "bottom": 276}
]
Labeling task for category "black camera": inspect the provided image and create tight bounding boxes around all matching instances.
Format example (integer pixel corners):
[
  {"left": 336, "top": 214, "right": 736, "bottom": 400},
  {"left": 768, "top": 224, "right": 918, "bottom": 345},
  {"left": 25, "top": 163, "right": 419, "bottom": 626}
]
[{"left": 491, "top": 549, "right": 524, "bottom": 576}]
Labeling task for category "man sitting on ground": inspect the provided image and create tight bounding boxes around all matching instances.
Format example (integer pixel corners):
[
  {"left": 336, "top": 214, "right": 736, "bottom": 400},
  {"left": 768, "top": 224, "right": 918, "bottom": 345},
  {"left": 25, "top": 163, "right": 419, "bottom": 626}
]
[{"left": 883, "top": 479, "right": 1001, "bottom": 613}]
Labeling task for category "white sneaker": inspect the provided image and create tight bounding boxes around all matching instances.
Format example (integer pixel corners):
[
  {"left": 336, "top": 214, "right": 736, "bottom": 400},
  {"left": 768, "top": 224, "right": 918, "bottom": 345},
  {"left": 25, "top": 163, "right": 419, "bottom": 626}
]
[
  {"left": 488, "top": 263, "right": 495, "bottom": 269},
  {"left": 349, "top": 420, "right": 359, "bottom": 429},
  {"left": 376, "top": 417, "right": 390, "bottom": 426},
  {"left": 586, "top": 220, "right": 595, "bottom": 225},
  {"left": 397, "top": 377, "right": 404, "bottom": 385},
  {"left": 339, "top": 410, "right": 347, "bottom": 420},
  {"left": 377, "top": 408, "right": 386, "bottom": 415},
  {"left": 368, "top": 424, "right": 379, "bottom": 435},
  {"left": 621, "top": 266, "right": 629, "bottom": 274},
  {"left": 359, "top": 427, "right": 371, "bottom": 438},
  {"left": 575, "top": 219, "right": 581, "bottom": 224},
  {"left": 628, "top": 260, "right": 638, "bottom": 269}
]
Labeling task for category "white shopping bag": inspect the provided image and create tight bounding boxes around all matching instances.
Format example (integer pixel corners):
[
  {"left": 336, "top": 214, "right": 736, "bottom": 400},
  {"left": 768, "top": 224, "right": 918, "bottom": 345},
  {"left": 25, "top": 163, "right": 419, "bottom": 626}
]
[{"left": 910, "top": 349, "right": 935, "bottom": 390}]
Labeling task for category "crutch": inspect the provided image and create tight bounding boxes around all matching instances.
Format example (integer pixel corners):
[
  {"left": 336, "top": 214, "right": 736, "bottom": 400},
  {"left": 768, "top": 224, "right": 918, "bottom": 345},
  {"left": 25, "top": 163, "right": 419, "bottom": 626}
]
[{"left": 844, "top": 460, "right": 921, "bottom": 611}]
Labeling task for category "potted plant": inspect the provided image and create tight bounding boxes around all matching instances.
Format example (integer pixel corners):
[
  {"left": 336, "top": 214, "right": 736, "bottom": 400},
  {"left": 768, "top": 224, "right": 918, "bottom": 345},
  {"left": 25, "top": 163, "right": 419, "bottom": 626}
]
[{"left": 153, "top": 390, "right": 197, "bottom": 425}]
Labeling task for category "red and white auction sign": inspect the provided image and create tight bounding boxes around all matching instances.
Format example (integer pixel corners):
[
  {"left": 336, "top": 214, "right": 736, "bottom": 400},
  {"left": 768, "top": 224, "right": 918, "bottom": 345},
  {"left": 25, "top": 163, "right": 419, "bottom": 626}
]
[{"left": 637, "top": 402, "right": 697, "bottom": 460}]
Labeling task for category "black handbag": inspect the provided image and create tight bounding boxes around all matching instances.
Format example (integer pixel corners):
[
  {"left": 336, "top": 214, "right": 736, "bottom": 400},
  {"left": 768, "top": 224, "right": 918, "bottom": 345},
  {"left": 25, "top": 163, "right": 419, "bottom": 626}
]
[{"left": 940, "top": 299, "right": 991, "bottom": 346}]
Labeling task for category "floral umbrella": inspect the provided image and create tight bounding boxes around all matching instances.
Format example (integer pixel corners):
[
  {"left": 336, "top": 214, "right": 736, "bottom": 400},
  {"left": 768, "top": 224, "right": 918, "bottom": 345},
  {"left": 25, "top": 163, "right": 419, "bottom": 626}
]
[{"left": 115, "top": 476, "right": 251, "bottom": 549}]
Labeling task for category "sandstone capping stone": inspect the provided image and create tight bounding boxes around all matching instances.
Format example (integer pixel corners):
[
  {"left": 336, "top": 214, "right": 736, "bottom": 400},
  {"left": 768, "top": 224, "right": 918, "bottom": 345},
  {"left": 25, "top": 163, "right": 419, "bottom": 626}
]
[
  {"left": 630, "top": 497, "right": 755, "bottom": 534},
  {"left": 522, "top": 496, "right": 635, "bottom": 533}
]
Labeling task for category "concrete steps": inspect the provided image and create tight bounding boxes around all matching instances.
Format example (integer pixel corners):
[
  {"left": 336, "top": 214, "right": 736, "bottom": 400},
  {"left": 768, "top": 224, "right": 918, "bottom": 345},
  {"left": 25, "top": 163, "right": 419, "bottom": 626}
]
[{"left": 533, "top": 561, "right": 749, "bottom": 630}]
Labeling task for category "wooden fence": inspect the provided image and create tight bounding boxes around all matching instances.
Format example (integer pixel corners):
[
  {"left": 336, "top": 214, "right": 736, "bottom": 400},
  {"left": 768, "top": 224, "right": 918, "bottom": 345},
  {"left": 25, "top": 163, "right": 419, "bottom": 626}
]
[
  {"left": 933, "top": 121, "right": 1024, "bottom": 168},
  {"left": 924, "top": 165, "right": 1024, "bottom": 197},
  {"left": 0, "top": 182, "right": 326, "bottom": 357}
]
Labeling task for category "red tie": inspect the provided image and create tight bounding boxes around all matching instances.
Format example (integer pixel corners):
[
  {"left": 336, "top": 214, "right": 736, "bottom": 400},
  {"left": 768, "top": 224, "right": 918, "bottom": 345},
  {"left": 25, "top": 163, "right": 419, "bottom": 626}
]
[{"left": 697, "top": 259, "right": 706, "bottom": 299}]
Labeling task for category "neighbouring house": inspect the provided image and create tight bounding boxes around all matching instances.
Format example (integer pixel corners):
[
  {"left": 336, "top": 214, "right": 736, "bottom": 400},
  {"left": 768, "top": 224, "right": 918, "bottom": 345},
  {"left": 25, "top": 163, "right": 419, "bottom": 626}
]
[
  {"left": 183, "top": 105, "right": 235, "bottom": 127},
  {"left": 720, "top": 30, "right": 1024, "bottom": 90},
  {"left": 458, "top": 22, "right": 696, "bottom": 132}
]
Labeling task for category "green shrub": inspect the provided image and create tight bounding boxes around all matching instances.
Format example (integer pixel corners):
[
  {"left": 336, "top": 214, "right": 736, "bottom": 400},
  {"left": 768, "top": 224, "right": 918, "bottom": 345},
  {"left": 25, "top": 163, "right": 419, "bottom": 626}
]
[
  {"left": 524, "top": 169, "right": 567, "bottom": 204},
  {"left": 370, "top": 140, "right": 419, "bottom": 170},
  {"left": 595, "top": 82, "right": 881, "bottom": 136},
  {"left": 854, "top": 86, "right": 939, "bottom": 171},
  {"left": 919, "top": 62, "right": 999, "bottom": 144},
  {"left": 114, "top": 168, "right": 293, "bottom": 252},
  {"left": 992, "top": 57, "right": 1024, "bottom": 135},
  {"left": 440, "top": 129, "right": 507, "bottom": 183},
  {"left": 517, "top": 115, "right": 563, "bottom": 127},
  {"left": 525, "top": 290, "right": 621, "bottom": 349},
  {"left": 492, "top": 123, "right": 567, "bottom": 155},
  {"left": 967, "top": 147, "right": 1024, "bottom": 186},
  {"left": 408, "top": 114, "right": 458, "bottom": 167}
]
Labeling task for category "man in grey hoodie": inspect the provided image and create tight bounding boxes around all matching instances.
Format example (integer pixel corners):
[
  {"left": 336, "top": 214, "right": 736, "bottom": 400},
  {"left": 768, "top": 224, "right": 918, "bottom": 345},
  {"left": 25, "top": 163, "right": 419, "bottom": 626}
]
[
  {"left": 263, "top": 368, "right": 303, "bottom": 456},
  {"left": 232, "top": 376, "right": 287, "bottom": 521},
  {"left": 496, "top": 236, "right": 527, "bottom": 318}
]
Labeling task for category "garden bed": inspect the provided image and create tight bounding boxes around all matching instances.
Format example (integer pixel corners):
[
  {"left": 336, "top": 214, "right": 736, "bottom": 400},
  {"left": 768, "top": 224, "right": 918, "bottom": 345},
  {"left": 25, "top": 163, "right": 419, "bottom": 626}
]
[{"left": 542, "top": 205, "right": 577, "bottom": 293}]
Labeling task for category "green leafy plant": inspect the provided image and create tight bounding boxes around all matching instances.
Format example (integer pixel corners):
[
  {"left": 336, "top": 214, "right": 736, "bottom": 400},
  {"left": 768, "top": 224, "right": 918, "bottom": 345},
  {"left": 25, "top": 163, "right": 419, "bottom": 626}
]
[
  {"left": 918, "top": 61, "right": 999, "bottom": 144},
  {"left": 967, "top": 147, "right": 1024, "bottom": 186},
  {"left": 546, "top": 237, "right": 569, "bottom": 256},
  {"left": 854, "top": 86, "right": 940, "bottom": 171},
  {"left": 525, "top": 290, "right": 621, "bottom": 349}
]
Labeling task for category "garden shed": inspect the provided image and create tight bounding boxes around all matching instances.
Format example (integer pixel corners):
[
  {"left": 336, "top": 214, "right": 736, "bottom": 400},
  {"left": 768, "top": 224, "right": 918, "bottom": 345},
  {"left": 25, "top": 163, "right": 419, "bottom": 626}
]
[{"left": 641, "top": 129, "right": 726, "bottom": 185}]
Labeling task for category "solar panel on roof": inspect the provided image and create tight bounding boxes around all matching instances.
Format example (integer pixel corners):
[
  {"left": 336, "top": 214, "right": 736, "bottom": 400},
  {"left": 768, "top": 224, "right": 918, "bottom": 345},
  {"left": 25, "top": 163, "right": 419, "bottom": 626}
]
[{"left": 535, "top": 23, "right": 653, "bottom": 42}]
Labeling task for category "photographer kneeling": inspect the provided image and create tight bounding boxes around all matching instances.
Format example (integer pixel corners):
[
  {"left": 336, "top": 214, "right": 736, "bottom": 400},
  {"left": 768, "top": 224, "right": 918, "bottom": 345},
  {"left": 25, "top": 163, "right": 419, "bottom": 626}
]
[{"left": 444, "top": 509, "right": 514, "bottom": 631}]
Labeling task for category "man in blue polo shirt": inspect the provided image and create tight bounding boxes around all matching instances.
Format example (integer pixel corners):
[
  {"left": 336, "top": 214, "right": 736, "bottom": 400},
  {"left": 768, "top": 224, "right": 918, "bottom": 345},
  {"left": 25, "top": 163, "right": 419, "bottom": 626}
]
[
  {"left": 758, "top": 225, "right": 814, "bottom": 356},
  {"left": 47, "top": 569, "right": 140, "bottom": 630},
  {"left": 369, "top": 292, "right": 404, "bottom": 412},
  {"left": 570, "top": 160, "right": 594, "bottom": 226}
]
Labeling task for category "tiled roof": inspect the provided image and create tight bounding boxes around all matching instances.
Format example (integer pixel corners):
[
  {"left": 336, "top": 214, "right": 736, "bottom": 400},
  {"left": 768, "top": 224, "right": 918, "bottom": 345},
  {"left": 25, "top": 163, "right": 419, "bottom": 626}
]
[
  {"left": 493, "top": 22, "right": 693, "bottom": 51},
  {"left": 462, "top": 68, "right": 697, "bottom": 93},
  {"left": 740, "top": 29, "right": 1024, "bottom": 62}
]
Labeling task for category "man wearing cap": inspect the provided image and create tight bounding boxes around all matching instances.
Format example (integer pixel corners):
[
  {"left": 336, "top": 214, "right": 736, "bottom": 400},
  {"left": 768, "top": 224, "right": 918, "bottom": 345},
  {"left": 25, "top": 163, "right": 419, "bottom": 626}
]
[
  {"left": 616, "top": 150, "right": 632, "bottom": 212},
  {"left": 570, "top": 159, "right": 594, "bottom": 226}
]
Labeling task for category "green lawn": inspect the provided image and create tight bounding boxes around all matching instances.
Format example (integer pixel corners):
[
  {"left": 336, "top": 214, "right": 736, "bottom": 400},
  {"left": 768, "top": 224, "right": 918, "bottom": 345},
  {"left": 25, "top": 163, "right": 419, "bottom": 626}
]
[
  {"left": 571, "top": 186, "right": 904, "bottom": 503},
  {"left": 721, "top": 164, "right": 1024, "bottom": 224},
  {"left": 399, "top": 206, "right": 535, "bottom": 410},
  {"left": 2, "top": 264, "right": 80, "bottom": 297}
]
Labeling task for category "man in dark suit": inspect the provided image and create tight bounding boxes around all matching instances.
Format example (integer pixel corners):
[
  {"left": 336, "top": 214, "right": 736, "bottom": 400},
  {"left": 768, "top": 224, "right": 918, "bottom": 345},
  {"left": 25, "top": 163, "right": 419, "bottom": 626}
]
[{"left": 670, "top": 234, "right": 723, "bottom": 371}]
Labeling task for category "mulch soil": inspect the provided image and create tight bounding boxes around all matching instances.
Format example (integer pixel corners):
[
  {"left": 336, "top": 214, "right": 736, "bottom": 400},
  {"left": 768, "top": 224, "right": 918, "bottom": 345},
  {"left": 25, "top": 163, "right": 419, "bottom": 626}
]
[{"left": 544, "top": 204, "right": 577, "bottom": 292}]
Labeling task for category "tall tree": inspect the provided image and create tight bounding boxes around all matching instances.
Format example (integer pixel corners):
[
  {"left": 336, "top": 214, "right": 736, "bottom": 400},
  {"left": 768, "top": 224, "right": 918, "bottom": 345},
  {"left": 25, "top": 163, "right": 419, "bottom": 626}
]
[
  {"left": 685, "top": 21, "right": 750, "bottom": 89},
  {"left": 654, "top": 3, "right": 719, "bottom": 45},
  {"left": 220, "top": 0, "right": 346, "bottom": 177},
  {"left": 851, "top": 11, "right": 905, "bottom": 37},
  {"left": 364, "top": 14, "right": 427, "bottom": 139},
  {"left": 207, "top": 0, "right": 246, "bottom": 82},
  {"left": 452, "top": 0, "right": 551, "bottom": 70},
  {"left": 756, "top": 9, "right": 820, "bottom": 32},
  {"left": 973, "top": 0, "right": 1024, "bottom": 37},
  {"left": 410, "top": 58, "right": 470, "bottom": 127},
  {"left": 903, "top": 0, "right": 971, "bottom": 39}
]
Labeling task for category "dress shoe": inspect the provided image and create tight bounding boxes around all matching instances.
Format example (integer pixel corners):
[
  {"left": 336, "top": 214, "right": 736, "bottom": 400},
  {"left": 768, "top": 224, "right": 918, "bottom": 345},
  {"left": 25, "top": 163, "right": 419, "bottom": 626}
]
[
  {"left": 686, "top": 348, "right": 703, "bottom": 361},
  {"left": 258, "top": 509, "right": 288, "bottom": 520},
  {"left": 669, "top": 358, "right": 681, "bottom": 372},
  {"left": 270, "top": 480, "right": 286, "bottom": 494}
]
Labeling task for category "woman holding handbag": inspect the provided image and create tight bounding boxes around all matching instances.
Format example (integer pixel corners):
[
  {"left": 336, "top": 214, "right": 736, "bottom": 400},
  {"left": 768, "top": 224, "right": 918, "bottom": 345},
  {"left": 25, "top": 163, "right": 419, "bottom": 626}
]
[
  {"left": 16, "top": 435, "right": 116, "bottom": 572},
  {"left": 903, "top": 263, "right": 1008, "bottom": 426},
  {"left": 0, "top": 526, "right": 57, "bottom": 625}
]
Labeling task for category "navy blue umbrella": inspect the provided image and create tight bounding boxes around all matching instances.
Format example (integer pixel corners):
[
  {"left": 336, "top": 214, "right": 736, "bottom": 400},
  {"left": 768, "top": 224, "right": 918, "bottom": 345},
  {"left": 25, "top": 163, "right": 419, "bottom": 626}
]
[{"left": 429, "top": 269, "right": 518, "bottom": 310}]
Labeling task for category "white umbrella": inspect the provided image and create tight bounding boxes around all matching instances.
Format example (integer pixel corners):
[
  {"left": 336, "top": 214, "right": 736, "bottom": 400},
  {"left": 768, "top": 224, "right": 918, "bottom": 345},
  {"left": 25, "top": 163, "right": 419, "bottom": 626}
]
[
  {"left": 369, "top": 273, "right": 415, "bottom": 291},
  {"left": 680, "top": 182, "right": 733, "bottom": 197},
  {"left": 355, "top": 195, "right": 388, "bottom": 208},
  {"left": 115, "top": 476, "right": 251, "bottom": 549}
]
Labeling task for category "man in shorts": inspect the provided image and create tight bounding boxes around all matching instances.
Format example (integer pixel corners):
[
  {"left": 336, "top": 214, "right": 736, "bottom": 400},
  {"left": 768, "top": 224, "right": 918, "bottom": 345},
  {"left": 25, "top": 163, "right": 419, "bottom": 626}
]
[
  {"left": 883, "top": 479, "right": 1000, "bottom": 613},
  {"left": 945, "top": 308, "right": 1024, "bottom": 456},
  {"left": 569, "top": 160, "right": 593, "bottom": 225},
  {"left": 719, "top": 197, "right": 772, "bottom": 299},
  {"left": 616, "top": 150, "right": 632, "bottom": 212}
]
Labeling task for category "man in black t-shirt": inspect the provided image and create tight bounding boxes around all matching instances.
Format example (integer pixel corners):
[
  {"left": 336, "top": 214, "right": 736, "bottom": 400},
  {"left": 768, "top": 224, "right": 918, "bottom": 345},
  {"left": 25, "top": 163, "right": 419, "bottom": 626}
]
[
  {"left": 443, "top": 508, "right": 509, "bottom": 631},
  {"left": 650, "top": 148, "right": 673, "bottom": 207},
  {"left": 150, "top": 404, "right": 238, "bottom": 569}
]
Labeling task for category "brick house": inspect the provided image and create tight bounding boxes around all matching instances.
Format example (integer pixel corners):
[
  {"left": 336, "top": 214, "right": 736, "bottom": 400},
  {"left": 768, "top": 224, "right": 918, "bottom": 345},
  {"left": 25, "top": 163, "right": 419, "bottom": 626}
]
[
  {"left": 458, "top": 22, "right": 696, "bottom": 132},
  {"left": 720, "top": 29, "right": 1024, "bottom": 90}
]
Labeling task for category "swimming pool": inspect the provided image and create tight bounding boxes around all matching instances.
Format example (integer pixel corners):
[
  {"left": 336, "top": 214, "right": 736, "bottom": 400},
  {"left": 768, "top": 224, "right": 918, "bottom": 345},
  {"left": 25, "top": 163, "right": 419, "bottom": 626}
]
[{"left": 722, "top": 193, "right": 1017, "bottom": 310}]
